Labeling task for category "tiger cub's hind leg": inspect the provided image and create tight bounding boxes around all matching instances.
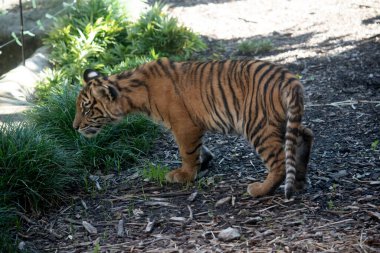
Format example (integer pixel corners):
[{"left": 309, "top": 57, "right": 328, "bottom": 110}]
[
  {"left": 247, "top": 132, "right": 286, "bottom": 198},
  {"left": 165, "top": 122, "right": 204, "bottom": 184},
  {"left": 294, "top": 126, "right": 313, "bottom": 191}
]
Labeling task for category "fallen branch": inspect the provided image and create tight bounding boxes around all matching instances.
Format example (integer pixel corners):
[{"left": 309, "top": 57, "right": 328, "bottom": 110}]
[{"left": 305, "top": 100, "right": 380, "bottom": 108}]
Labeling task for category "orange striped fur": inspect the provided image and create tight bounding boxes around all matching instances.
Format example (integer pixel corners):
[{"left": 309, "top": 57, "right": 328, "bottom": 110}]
[{"left": 73, "top": 58, "right": 313, "bottom": 199}]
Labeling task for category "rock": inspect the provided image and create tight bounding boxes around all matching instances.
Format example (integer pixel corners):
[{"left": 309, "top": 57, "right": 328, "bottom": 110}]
[
  {"left": 215, "top": 196, "right": 231, "bottom": 207},
  {"left": 331, "top": 170, "right": 348, "bottom": 180},
  {"left": 169, "top": 216, "right": 187, "bottom": 222},
  {"left": 82, "top": 221, "right": 97, "bottom": 234},
  {"left": 117, "top": 219, "right": 124, "bottom": 237},
  {"left": 262, "top": 229, "right": 274, "bottom": 236},
  {"left": 145, "top": 218, "right": 156, "bottom": 233},
  {"left": 18, "top": 241, "right": 26, "bottom": 251},
  {"left": 187, "top": 191, "right": 198, "bottom": 202},
  {"left": 218, "top": 227, "right": 241, "bottom": 241}
]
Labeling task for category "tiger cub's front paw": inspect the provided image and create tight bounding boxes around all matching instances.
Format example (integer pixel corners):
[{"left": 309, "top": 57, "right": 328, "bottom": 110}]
[
  {"left": 165, "top": 168, "right": 196, "bottom": 183},
  {"left": 247, "top": 182, "right": 267, "bottom": 198}
]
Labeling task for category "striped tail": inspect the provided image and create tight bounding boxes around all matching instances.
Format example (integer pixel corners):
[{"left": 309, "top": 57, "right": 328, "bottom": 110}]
[{"left": 284, "top": 83, "right": 304, "bottom": 199}]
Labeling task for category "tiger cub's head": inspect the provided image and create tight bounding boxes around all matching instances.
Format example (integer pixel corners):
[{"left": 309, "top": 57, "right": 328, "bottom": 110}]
[{"left": 73, "top": 69, "right": 123, "bottom": 137}]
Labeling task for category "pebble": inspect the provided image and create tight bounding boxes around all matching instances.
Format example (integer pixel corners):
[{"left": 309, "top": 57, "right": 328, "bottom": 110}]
[
  {"left": 262, "top": 229, "right": 274, "bottom": 236},
  {"left": 218, "top": 227, "right": 241, "bottom": 241},
  {"left": 82, "top": 221, "right": 97, "bottom": 234},
  {"left": 117, "top": 219, "right": 124, "bottom": 237},
  {"left": 18, "top": 241, "right": 26, "bottom": 251},
  {"left": 215, "top": 196, "right": 231, "bottom": 207}
]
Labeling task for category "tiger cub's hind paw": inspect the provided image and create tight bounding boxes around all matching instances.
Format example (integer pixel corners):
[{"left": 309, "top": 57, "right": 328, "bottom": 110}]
[{"left": 165, "top": 168, "right": 196, "bottom": 184}]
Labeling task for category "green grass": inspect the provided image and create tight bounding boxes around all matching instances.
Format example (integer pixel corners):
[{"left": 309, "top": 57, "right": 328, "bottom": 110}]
[
  {"left": 141, "top": 163, "right": 170, "bottom": 186},
  {"left": 0, "top": 122, "right": 83, "bottom": 211},
  {"left": 237, "top": 38, "right": 274, "bottom": 55},
  {"left": 28, "top": 83, "right": 158, "bottom": 173},
  {"left": 0, "top": 207, "right": 19, "bottom": 252},
  {"left": 371, "top": 139, "right": 379, "bottom": 151}
]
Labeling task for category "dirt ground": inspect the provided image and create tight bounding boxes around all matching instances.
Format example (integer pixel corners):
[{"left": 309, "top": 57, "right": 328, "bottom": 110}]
[{"left": 19, "top": 0, "right": 379, "bottom": 252}]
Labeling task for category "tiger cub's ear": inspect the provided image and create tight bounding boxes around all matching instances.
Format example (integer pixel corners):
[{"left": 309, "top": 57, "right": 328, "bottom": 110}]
[{"left": 83, "top": 69, "right": 101, "bottom": 83}]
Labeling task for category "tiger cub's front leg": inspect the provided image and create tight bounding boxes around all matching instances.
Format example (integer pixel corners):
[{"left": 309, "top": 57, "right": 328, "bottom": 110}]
[{"left": 165, "top": 121, "right": 204, "bottom": 183}]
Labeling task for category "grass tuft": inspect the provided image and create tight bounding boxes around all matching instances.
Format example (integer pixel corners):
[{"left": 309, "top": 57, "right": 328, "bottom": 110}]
[
  {"left": 237, "top": 38, "right": 274, "bottom": 55},
  {"left": 0, "top": 207, "right": 18, "bottom": 252},
  {"left": 141, "top": 163, "right": 170, "bottom": 186},
  {"left": 0, "top": 122, "right": 83, "bottom": 211}
]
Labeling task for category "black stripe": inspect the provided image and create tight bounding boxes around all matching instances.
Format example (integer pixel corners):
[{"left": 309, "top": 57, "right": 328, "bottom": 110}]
[
  {"left": 154, "top": 103, "right": 164, "bottom": 122},
  {"left": 186, "top": 143, "right": 202, "bottom": 155},
  {"left": 250, "top": 117, "right": 266, "bottom": 143},
  {"left": 197, "top": 62, "right": 216, "bottom": 123},
  {"left": 116, "top": 71, "right": 132, "bottom": 80},
  {"left": 286, "top": 127, "right": 299, "bottom": 135},
  {"left": 285, "top": 135, "right": 297, "bottom": 144},
  {"left": 281, "top": 77, "right": 298, "bottom": 89},
  {"left": 288, "top": 115, "right": 302, "bottom": 122},
  {"left": 244, "top": 62, "right": 269, "bottom": 137},
  {"left": 226, "top": 61, "right": 241, "bottom": 119},
  {"left": 157, "top": 59, "right": 179, "bottom": 95},
  {"left": 207, "top": 62, "right": 229, "bottom": 131},
  {"left": 129, "top": 79, "right": 148, "bottom": 88},
  {"left": 150, "top": 64, "right": 162, "bottom": 77},
  {"left": 217, "top": 61, "right": 234, "bottom": 124}
]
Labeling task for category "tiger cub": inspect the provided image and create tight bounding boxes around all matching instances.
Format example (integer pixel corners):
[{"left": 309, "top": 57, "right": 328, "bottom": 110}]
[{"left": 73, "top": 58, "right": 313, "bottom": 199}]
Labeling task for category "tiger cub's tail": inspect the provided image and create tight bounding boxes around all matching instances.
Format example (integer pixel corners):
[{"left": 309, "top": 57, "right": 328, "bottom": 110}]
[{"left": 283, "top": 81, "right": 304, "bottom": 199}]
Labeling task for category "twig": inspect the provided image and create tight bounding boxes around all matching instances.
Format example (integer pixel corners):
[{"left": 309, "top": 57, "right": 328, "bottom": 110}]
[
  {"left": 257, "top": 205, "right": 278, "bottom": 213},
  {"left": 144, "top": 201, "right": 178, "bottom": 208},
  {"left": 15, "top": 211, "right": 35, "bottom": 225},
  {"left": 305, "top": 100, "right": 380, "bottom": 108},
  {"left": 314, "top": 218, "right": 354, "bottom": 229},
  {"left": 187, "top": 205, "right": 193, "bottom": 221}
]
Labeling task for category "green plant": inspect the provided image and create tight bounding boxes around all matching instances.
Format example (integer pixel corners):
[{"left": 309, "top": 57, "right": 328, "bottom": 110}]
[
  {"left": 127, "top": 2, "right": 206, "bottom": 60},
  {"left": 141, "top": 163, "right": 170, "bottom": 186},
  {"left": 0, "top": 207, "right": 18, "bottom": 252},
  {"left": 28, "top": 83, "right": 158, "bottom": 172},
  {"left": 327, "top": 200, "right": 335, "bottom": 209},
  {"left": 371, "top": 139, "right": 379, "bottom": 151},
  {"left": 40, "top": 0, "right": 206, "bottom": 96},
  {"left": 237, "top": 38, "right": 273, "bottom": 55},
  {"left": 93, "top": 239, "right": 101, "bottom": 253},
  {"left": 0, "top": 122, "right": 83, "bottom": 211}
]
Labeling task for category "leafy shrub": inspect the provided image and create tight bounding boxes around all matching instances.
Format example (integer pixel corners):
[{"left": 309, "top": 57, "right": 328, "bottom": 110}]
[
  {"left": 40, "top": 0, "right": 205, "bottom": 99},
  {"left": 43, "top": 0, "right": 132, "bottom": 88},
  {"left": 127, "top": 3, "right": 206, "bottom": 59}
]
